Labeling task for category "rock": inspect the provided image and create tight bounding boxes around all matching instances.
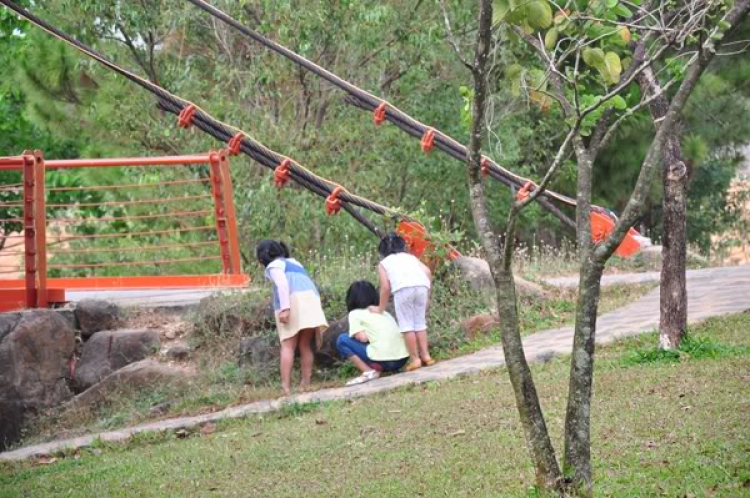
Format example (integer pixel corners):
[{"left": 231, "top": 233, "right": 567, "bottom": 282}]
[
  {"left": 164, "top": 329, "right": 177, "bottom": 340},
  {"left": 460, "top": 313, "right": 500, "bottom": 340},
  {"left": 195, "top": 295, "right": 275, "bottom": 341},
  {"left": 75, "top": 329, "right": 161, "bottom": 391},
  {"left": 238, "top": 335, "right": 278, "bottom": 370},
  {"left": 66, "top": 360, "right": 190, "bottom": 411},
  {"left": 316, "top": 316, "right": 348, "bottom": 366},
  {"left": 166, "top": 346, "right": 191, "bottom": 361},
  {"left": 74, "top": 300, "right": 123, "bottom": 339},
  {"left": 55, "top": 307, "right": 78, "bottom": 331},
  {"left": 0, "top": 310, "right": 75, "bottom": 450},
  {"left": 453, "top": 256, "right": 550, "bottom": 299}
]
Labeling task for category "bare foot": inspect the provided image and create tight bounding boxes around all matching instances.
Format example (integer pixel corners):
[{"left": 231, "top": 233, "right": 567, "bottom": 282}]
[
  {"left": 299, "top": 381, "right": 311, "bottom": 393},
  {"left": 421, "top": 356, "right": 436, "bottom": 366}
]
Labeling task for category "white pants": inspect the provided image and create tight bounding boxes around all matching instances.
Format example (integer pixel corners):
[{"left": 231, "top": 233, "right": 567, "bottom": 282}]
[{"left": 393, "top": 286, "right": 429, "bottom": 332}]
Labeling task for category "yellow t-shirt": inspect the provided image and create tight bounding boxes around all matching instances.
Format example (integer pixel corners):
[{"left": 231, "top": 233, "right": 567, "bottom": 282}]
[{"left": 348, "top": 309, "right": 409, "bottom": 361}]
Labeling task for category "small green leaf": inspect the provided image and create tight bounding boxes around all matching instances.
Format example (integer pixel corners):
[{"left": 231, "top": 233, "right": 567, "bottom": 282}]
[
  {"left": 604, "top": 51, "right": 622, "bottom": 83},
  {"left": 614, "top": 5, "right": 633, "bottom": 18},
  {"left": 525, "top": 0, "right": 553, "bottom": 30},
  {"left": 582, "top": 47, "right": 606, "bottom": 68},
  {"left": 610, "top": 95, "right": 627, "bottom": 110},
  {"left": 544, "top": 27, "right": 559, "bottom": 50},
  {"left": 606, "top": 0, "right": 618, "bottom": 8}
]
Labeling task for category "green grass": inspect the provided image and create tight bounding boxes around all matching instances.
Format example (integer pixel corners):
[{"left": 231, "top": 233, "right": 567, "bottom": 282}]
[
  {"left": 21, "top": 278, "right": 654, "bottom": 445},
  {"left": 3, "top": 313, "right": 748, "bottom": 497}
]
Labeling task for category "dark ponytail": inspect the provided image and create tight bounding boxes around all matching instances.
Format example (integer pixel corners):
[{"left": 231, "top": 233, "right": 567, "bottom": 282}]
[{"left": 256, "top": 240, "right": 290, "bottom": 267}]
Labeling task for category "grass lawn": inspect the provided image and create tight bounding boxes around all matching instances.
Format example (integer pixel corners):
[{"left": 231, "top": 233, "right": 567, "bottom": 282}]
[
  {"left": 2, "top": 313, "right": 748, "bottom": 498},
  {"left": 21, "top": 282, "right": 655, "bottom": 446}
]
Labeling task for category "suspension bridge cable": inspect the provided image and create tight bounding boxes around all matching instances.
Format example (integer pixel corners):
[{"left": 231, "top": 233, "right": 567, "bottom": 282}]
[
  {"left": 184, "top": 0, "right": 578, "bottom": 229},
  {"left": 0, "top": 0, "right": 400, "bottom": 237}
]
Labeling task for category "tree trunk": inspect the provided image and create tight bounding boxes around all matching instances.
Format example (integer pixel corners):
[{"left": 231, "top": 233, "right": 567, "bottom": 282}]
[
  {"left": 562, "top": 257, "right": 604, "bottom": 496},
  {"left": 495, "top": 221, "right": 563, "bottom": 490},
  {"left": 464, "top": 1, "right": 563, "bottom": 491},
  {"left": 562, "top": 140, "right": 600, "bottom": 495},
  {"left": 637, "top": 67, "right": 689, "bottom": 350}
]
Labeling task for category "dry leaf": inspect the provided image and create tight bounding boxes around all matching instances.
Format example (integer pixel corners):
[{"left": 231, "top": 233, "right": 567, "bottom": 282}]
[{"left": 200, "top": 423, "right": 216, "bottom": 436}]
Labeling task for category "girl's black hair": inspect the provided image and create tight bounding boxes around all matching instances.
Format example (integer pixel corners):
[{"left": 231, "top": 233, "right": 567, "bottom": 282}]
[
  {"left": 256, "top": 240, "right": 289, "bottom": 267},
  {"left": 346, "top": 280, "right": 380, "bottom": 312},
  {"left": 378, "top": 232, "right": 407, "bottom": 258}
]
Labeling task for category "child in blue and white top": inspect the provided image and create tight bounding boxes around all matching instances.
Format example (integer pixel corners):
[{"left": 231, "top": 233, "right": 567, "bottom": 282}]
[
  {"left": 370, "top": 232, "right": 435, "bottom": 372},
  {"left": 257, "top": 240, "right": 328, "bottom": 396}
]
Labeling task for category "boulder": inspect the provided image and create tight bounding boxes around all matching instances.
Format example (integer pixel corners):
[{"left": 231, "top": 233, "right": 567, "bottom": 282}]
[
  {"left": 460, "top": 313, "right": 500, "bottom": 340},
  {"left": 316, "top": 317, "right": 348, "bottom": 366},
  {"left": 75, "top": 329, "right": 161, "bottom": 391},
  {"left": 66, "top": 360, "right": 190, "bottom": 411},
  {"left": 238, "top": 335, "right": 278, "bottom": 370},
  {"left": 0, "top": 310, "right": 75, "bottom": 450},
  {"left": 74, "top": 300, "right": 123, "bottom": 339},
  {"left": 165, "top": 346, "right": 191, "bottom": 361},
  {"left": 453, "top": 256, "right": 550, "bottom": 299},
  {"left": 195, "top": 294, "right": 275, "bottom": 341}
]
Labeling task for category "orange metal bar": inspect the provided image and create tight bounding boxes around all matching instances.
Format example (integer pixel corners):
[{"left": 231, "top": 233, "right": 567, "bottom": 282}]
[
  {"left": 22, "top": 152, "right": 37, "bottom": 308},
  {"left": 0, "top": 288, "right": 65, "bottom": 312},
  {"left": 45, "top": 154, "right": 213, "bottom": 169},
  {"left": 34, "top": 151, "right": 48, "bottom": 307},
  {"left": 220, "top": 150, "right": 242, "bottom": 274},
  {"left": 209, "top": 151, "right": 232, "bottom": 274},
  {"left": 0, "top": 157, "right": 27, "bottom": 170},
  {"left": 0, "top": 274, "right": 251, "bottom": 290}
]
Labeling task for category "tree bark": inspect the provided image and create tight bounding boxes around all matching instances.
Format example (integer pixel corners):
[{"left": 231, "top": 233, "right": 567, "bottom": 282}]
[
  {"left": 464, "top": 1, "right": 563, "bottom": 491},
  {"left": 562, "top": 140, "right": 600, "bottom": 496},
  {"left": 637, "top": 67, "right": 688, "bottom": 350}
]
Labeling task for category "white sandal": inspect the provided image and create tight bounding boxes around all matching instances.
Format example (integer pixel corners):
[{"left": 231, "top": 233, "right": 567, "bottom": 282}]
[{"left": 346, "top": 370, "right": 380, "bottom": 386}]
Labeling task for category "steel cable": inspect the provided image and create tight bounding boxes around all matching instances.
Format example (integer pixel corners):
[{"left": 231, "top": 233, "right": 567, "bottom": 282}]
[
  {"left": 184, "top": 0, "right": 579, "bottom": 222},
  {"left": 0, "top": 0, "right": 395, "bottom": 237}
]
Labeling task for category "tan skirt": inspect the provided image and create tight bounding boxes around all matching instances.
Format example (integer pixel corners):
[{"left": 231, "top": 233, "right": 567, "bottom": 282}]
[{"left": 275, "top": 290, "right": 328, "bottom": 345}]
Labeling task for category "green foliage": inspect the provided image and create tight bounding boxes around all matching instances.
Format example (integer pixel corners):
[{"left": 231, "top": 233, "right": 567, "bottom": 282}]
[{"left": 624, "top": 334, "right": 748, "bottom": 365}]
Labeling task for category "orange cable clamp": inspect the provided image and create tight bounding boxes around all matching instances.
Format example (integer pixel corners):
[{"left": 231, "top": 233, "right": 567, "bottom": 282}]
[
  {"left": 274, "top": 159, "right": 292, "bottom": 189},
  {"left": 480, "top": 157, "right": 490, "bottom": 177},
  {"left": 516, "top": 181, "right": 535, "bottom": 201},
  {"left": 228, "top": 132, "right": 245, "bottom": 156},
  {"left": 420, "top": 128, "right": 436, "bottom": 153},
  {"left": 325, "top": 186, "right": 344, "bottom": 215},
  {"left": 373, "top": 102, "right": 387, "bottom": 126},
  {"left": 178, "top": 104, "right": 197, "bottom": 129}
]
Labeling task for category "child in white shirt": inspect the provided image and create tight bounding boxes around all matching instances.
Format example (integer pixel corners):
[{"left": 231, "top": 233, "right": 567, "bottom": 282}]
[{"left": 370, "top": 232, "right": 435, "bottom": 371}]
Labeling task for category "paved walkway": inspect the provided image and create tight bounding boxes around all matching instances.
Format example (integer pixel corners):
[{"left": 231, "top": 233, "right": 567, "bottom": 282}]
[
  {"left": 543, "top": 265, "right": 736, "bottom": 288},
  {"left": 2, "top": 266, "right": 748, "bottom": 462},
  {"left": 66, "top": 288, "right": 254, "bottom": 308}
]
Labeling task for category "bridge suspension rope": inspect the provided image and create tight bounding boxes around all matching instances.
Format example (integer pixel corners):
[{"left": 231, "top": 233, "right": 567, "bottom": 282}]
[
  {"left": 0, "top": 0, "right": 412, "bottom": 237},
  {"left": 184, "top": 0, "right": 578, "bottom": 230}
]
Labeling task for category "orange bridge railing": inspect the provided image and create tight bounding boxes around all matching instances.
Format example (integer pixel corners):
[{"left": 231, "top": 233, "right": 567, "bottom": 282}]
[{"left": 0, "top": 150, "right": 248, "bottom": 311}]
